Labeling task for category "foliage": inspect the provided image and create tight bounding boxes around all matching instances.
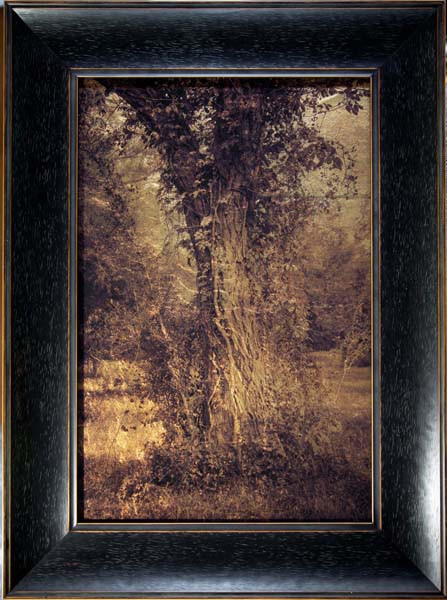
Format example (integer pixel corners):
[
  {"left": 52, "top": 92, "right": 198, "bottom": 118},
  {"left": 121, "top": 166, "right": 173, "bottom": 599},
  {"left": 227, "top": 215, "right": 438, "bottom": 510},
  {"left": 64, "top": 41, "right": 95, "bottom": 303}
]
[{"left": 78, "top": 78, "right": 372, "bottom": 522}]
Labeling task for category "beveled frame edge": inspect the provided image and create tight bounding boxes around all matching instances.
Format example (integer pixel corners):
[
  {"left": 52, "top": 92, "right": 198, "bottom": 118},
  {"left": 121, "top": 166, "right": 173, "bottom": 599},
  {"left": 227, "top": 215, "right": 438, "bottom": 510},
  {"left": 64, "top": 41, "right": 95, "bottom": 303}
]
[
  {"left": 5, "top": 596, "right": 447, "bottom": 600},
  {"left": 7, "top": 596, "right": 447, "bottom": 600},
  {"left": 2, "top": 1, "right": 445, "bottom": 6},
  {"left": 3, "top": 4, "right": 9, "bottom": 599},
  {"left": 440, "top": 4, "right": 447, "bottom": 597},
  {"left": 1, "top": 6, "right": 5, "bottom": 600},
  {"left": 1, "top": 2, "right": 446, "bottom": 599}
]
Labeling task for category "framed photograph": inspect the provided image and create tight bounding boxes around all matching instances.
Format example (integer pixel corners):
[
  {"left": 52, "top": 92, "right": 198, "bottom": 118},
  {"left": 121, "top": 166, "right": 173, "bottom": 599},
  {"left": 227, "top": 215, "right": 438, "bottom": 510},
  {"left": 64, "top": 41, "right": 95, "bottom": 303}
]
[{"left": 3, "top": 1, "right": 446, "bottom": 598}]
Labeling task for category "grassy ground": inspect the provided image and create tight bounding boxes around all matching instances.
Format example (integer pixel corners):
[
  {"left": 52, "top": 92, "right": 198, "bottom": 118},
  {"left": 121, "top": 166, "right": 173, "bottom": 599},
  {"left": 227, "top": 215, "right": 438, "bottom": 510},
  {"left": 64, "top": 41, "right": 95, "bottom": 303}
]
[
  {"left": 79, "top": 350, "right": 372, "bottom": 522},
  {"left": 312, "top": 349, "right": 372, "bottom": 507},
  {"left": 312, "top": 349, "right": 372, "bottom": 420}
]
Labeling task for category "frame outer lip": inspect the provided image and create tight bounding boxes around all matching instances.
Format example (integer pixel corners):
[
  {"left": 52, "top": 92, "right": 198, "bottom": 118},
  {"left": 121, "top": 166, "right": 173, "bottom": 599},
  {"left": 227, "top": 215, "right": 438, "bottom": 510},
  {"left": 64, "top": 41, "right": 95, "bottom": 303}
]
[{"left": 2, "top": 2, "right": 446, "bottom": 598}]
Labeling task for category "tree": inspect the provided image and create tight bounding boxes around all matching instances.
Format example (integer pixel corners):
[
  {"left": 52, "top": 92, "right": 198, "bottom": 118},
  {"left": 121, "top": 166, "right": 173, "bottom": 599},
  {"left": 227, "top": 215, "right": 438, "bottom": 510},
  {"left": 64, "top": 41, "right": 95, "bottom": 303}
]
[
  {"left": 101, "top": 78, "right": 368, "bottom": 461},
  {"left": 78, "top": 81, "right": 164, "bottom": 368}
]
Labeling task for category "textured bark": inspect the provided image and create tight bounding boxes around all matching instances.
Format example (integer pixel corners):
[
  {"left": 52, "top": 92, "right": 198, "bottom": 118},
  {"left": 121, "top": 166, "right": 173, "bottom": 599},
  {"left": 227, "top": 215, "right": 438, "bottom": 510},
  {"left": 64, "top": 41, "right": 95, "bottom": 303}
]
[{"left": 208, "top": 188, "right": 270, "bottom": 454}]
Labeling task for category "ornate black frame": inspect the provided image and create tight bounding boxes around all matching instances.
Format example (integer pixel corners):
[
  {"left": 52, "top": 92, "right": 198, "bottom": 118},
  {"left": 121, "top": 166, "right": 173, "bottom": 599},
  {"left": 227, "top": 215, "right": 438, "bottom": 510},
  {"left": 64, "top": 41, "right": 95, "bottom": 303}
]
[{"left": 3, "top": 2, "right": 446, "bottom": 598}]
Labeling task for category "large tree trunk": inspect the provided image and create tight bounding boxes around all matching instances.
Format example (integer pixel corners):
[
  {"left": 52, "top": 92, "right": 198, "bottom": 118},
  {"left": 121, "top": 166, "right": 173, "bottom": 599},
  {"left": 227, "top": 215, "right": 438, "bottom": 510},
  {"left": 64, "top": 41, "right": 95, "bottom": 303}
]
[
  {"left": 205, "top": 186, "right": 270, "bottom": 454},
  {"left": 182, "top": 186, "right": 270, "bottom": 462},
  {"left": 110, "top": 82, "right": 273, "bottom": 459}
]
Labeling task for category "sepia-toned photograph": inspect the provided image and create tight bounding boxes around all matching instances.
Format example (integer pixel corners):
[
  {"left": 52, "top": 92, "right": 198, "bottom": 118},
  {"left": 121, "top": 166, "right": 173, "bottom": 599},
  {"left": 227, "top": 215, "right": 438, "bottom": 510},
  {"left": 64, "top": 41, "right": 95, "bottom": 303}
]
[{"left": 77, "top": 77, "right": 372, "bottom": 522}]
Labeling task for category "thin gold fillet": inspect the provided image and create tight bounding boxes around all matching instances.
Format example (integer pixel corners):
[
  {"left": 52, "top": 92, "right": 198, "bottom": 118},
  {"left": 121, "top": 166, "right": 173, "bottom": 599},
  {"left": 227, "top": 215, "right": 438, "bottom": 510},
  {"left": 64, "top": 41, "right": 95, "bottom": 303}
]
[{"left": 73, "top": 72, "right": 377, "bottom": 529}]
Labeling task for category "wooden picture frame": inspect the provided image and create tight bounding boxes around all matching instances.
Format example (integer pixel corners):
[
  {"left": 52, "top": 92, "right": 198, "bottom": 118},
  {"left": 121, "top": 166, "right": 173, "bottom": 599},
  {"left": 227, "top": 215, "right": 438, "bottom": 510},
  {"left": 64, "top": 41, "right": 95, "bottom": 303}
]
[{"left": 3, "top": 1, "right": 446, "bottom": 597}]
